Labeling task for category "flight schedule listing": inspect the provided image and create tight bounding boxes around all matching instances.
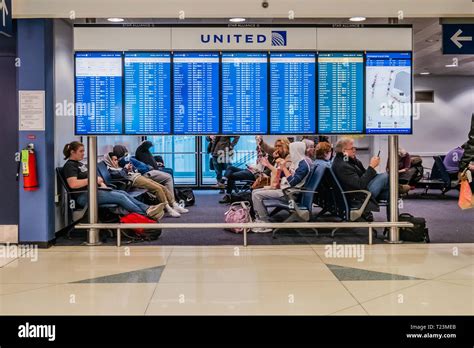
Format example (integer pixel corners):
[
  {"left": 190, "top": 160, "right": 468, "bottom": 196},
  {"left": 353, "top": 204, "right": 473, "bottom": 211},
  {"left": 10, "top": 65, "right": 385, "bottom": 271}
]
[
  {"left": 124, "top": 52, "right": 171, "bottom": 134},
  {"left": 270, "top": 53, "right": 316, "bottom": 134},
  {"left": 366, "top": 52, "right": 412, "bottom": 134},
  {"left": 318, "top": 52, "right": 364, "bottom": 134},
  {"left": 222, "top": 52, "right": 268, "bottom": 134},
  {"left": 173, "top": 52, "right": 219, "bottom": 134},
  {"left": 75, "top": 52, "right": 123, "bottom": 135}
]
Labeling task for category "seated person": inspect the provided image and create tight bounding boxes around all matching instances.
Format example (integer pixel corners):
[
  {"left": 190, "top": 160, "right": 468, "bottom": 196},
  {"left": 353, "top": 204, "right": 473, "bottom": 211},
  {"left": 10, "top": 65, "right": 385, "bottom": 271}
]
[
  {"left": 302, "top": 139, "right": 316, "bottom": 160},
  {"left": 445, "top": 145, "right": 465, "bottom": 180},
  {"left": 251, "top": 142, "right": 313, "bottom": 233},
  {"left": 314, "top": 141, "right": 333, "bottom": 167},
  {"left": 113, "top": 144, "right": 176, "bottom": 203},
  {"left": 103, "top": 153, "right": 188, "bottom": 217},
  {"left": 332, "top": 138, "right": 410, "bottom": 220},
  {"left": 219, "top": 136, "right": 290, "bottom": 204},
  {"left": 62, "top": 141, "right": 165, "bottom": 221},
  {"left": 386, "top": 148, "right": 415, "bottom": 184}
]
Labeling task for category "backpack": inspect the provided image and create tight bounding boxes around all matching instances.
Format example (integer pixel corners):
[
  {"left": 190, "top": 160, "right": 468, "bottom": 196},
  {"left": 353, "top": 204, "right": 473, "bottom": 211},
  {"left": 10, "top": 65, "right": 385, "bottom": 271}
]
[
  {"left": 398, "top": 213, "right": 430, "bottom": 243},
  {"left": 119, "top": 213, "right": 162, "bottom": 242},
  {"left": 224, "top": 201, "right": 252, "bottom": 233},
  {"left": 174, "top": 188, "right": 196, "bottom": 207}
]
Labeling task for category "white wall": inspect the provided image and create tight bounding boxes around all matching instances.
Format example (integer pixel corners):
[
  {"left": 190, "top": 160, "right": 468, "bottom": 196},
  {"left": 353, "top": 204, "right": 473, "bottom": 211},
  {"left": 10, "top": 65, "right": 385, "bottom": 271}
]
[{"left": 400, "top": 76, "right": 474, "bottom": 169}]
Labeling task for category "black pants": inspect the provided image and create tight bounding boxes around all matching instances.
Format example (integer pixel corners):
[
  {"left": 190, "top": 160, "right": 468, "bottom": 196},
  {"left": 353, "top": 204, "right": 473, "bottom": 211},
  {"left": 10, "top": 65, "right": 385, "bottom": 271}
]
[{"left": 223, "top": 165, "right": 255, "bottom": 194}]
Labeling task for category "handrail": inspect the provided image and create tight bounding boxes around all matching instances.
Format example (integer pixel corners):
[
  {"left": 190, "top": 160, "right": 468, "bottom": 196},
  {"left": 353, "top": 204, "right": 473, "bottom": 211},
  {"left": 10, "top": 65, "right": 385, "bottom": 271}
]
[{"left": 75, "top": 221, "right": 414, "bottom": 247}]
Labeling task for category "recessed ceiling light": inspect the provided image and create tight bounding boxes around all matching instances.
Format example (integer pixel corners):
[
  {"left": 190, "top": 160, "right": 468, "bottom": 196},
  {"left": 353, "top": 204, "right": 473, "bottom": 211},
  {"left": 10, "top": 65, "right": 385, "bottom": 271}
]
[
  {"left": 229, "top": 18, "right": 246, "bottom": 23},
  {"left": 349, "top": 17, "right": 366, "bottom": 22},
  {"left": 420, "top": 72, "right": 430, "bottom": 75},
  {"left": 107, "top": 18, "right": 124, "bottom": 23},
  {"left": 445, "top": 64, "right": 457, "bottom": 68}
]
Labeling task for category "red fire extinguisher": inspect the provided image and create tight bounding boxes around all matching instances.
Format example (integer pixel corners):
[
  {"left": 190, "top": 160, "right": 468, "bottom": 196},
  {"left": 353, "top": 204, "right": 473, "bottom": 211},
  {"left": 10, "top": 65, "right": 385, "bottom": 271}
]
[{"left": 21, "top": 143, "right": 39, "bottom": 191}]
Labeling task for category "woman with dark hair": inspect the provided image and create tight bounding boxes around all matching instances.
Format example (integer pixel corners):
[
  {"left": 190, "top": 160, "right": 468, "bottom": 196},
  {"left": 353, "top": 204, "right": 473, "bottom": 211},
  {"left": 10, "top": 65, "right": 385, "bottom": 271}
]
[{"left": 62, "top": 141, "right": 165, "bottom": 220}]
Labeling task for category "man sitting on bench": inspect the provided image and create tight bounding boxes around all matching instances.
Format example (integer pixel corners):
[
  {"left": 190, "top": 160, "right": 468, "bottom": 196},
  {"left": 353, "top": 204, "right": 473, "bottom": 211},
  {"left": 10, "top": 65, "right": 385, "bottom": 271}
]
[{"left": 332, "top": 138, "right": 410, "bottom": 221}]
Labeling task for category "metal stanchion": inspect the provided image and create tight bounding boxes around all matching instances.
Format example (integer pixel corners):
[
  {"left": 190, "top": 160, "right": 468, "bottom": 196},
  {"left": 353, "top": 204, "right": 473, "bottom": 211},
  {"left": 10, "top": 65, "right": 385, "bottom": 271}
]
[
  {"left": 85, "top": 136, "right": 101, "bottom": 245},
  {"left": 386, "top": 135, "right": 402, "bottom": 244}
]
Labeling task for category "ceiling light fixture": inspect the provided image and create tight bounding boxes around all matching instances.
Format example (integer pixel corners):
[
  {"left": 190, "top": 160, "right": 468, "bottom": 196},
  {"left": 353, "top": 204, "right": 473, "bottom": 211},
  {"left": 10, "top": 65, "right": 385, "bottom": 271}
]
[
  {"left": 349, "top": 17, "right": 366, "bottom": 22},
  {"left": 445, "top": 64, "right": 457, "bottom": 68},
  {"left": 420, "top": 72, "right": 430, "bottom": 75},
  {"left": 229, "top": 18, "right": 246, "bottom": 23},
  {"left": 107, "top": 18, "right": 124, "bottom": 22}
]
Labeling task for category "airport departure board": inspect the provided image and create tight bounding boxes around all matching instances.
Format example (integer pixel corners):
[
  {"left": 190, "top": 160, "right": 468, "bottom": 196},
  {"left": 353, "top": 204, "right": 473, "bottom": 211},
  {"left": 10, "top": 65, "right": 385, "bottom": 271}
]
[
  {"left": 366, "top": 52, "right": 412, "bottom": 134},
  {"left": 75, "top": 52, "right": 123, "bottom": 135},
  {"left": 221, "top": 52, "right": 268, "bottom": 134},
  {"left": 173, "top": 52, "right": 220, "bottom": 135},
  {"left": 318, "top": 52, "right": 364, "bottom": 134},
  {"left": 124, "top": 52, "right": 171, "bottom": 135},
  {"left": 270, "top": 52, "right": 316, "bottom": 134}
]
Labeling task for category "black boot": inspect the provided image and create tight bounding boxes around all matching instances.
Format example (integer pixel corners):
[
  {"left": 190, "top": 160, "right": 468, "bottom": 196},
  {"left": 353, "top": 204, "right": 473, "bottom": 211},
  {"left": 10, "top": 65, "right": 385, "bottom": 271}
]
[{"left": 219, "top": 194, "right": 231, "bottom": 204}]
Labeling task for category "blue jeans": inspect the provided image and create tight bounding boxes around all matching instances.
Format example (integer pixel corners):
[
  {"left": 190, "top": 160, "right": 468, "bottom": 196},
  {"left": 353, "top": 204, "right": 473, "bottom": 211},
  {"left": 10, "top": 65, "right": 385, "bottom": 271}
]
[
  {"left": 212, "top": 156, "right": 229, "bottom": 182},
  {"left": 76, "top": 189, "right": 149, "bottom": 214},
  {"left": 367, "top": 173, "right": 390, "bottom": 219}
]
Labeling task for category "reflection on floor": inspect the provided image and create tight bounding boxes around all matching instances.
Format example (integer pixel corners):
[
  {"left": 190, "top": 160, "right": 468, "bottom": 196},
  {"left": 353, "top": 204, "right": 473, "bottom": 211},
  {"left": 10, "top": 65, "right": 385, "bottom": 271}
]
[{"left": 0, "top": 243, "right": 472, "bottom": 315}]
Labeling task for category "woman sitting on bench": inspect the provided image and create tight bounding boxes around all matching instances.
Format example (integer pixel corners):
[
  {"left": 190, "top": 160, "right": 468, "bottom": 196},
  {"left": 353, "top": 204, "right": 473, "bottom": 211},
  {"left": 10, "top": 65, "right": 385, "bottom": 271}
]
[
  {"left": 62, "top": 141, "right": 166, "bottom": 221},
  {"left": 103, "top": 152, "right": 188, "bottom": 218}
]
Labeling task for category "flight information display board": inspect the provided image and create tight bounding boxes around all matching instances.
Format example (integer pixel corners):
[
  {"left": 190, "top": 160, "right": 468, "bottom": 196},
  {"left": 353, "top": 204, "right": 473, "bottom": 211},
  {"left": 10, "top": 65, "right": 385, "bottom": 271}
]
[
  {"left": 318, "top": 52, "right": 364, "bottom": 134},
  {"left": 366, "top": 52, "right": 412, "bottom": 134},
  {"left": 270, "top": 52, "right": 316, "bottom": 134},
  {"left": 124, "top": 52, "right": 171, "bottom": 135},
  {"left": 222, "top": 52, "right": 268, "bottom": 134},
  {"left": 173, "top": 52, "right": 220, "bottom": 134},
  {"left": 75, "top": 52, "right": 123, "bottom": 135}
]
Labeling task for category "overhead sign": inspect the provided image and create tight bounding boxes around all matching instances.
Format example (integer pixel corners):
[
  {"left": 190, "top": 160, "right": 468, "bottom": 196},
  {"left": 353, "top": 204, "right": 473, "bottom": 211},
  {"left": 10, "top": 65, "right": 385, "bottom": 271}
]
[
  {"left": 172, "top": 27, "right": 317, "bottom": 50},
  {"left": 0, "top": 0, "right": 12, "bottom": 37},
  {"left": 443, "top": 24, "right": 474, "bottom": 55}
]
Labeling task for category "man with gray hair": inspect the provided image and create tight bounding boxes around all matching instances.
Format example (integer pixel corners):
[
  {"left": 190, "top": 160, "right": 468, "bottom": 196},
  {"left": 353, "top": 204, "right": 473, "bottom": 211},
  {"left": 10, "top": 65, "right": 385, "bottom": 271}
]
[{"left": 332, "top": 137, "right": 409, "bottom": 220}]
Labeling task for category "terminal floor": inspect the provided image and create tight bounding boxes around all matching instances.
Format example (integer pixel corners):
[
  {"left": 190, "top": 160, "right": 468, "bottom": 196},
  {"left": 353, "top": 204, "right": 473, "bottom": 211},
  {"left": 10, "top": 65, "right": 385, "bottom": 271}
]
[
  {"left": 0, "top": 243, "right": 472, "bottom": 315},
  {"left": 57, "top": 189, "right": 474, "bottom": 246}
]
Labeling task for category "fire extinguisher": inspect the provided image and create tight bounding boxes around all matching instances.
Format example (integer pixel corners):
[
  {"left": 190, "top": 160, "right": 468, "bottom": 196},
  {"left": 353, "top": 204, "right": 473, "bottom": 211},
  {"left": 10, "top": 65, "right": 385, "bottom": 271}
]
[{"left": 21, "top": 143, "right": 39, "bottom": 191}]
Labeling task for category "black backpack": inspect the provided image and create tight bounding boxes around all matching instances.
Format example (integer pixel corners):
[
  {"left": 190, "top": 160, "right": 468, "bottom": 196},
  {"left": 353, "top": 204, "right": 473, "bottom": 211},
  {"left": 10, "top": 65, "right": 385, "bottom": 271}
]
[
  {"left": 174, "top": 188, "right": 196, "bottom": 207},
  {"left": 398, "top": 213, "right": 430, "bottom": 242}
]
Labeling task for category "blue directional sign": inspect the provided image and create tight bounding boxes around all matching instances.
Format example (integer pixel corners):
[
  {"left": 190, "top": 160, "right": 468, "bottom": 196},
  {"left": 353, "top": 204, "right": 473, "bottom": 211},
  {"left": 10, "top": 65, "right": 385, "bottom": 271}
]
[
  {"left": 0, "top": 0, "right": 12, "bottom": 37},
  {"left": 442, "top": 24, "right": 474, "bottom": 55}
]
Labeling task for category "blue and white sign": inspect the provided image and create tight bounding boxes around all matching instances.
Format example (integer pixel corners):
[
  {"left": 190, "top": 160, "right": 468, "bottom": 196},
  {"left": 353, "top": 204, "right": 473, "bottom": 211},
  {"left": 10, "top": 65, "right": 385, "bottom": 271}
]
[
  {"left": 443, "top": 24, "right": 474, "bottom": 55},
  {"left": 0, "top": 0, "right": 12, "bottom": 37},
  {"left": 172, "top": 27, "right": 316, "bottom": 50}
]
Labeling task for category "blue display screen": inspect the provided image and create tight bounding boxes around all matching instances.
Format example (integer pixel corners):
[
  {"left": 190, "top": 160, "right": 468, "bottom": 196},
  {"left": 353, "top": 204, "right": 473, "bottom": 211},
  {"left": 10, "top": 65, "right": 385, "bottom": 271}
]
[
  {"left": 124, "top": 52, "right": 171, "bottom": 135},
  {"left": 270, "top": 52, "right": 316, "bottom": 134},
  {"left": 75, "top": 52, "right": 123, "bottom": 135},
  {"left": 222, "top": 52, "right": 268, "bottom": 134},
  {"left": 366, "top": 52, "right": 412, "bottom": 134},
  {"left": 173, "top": 52, "right": 220, "bottom": 135},
  {"left": 318, "top": 52, "right": 364, "bottom": 134}
]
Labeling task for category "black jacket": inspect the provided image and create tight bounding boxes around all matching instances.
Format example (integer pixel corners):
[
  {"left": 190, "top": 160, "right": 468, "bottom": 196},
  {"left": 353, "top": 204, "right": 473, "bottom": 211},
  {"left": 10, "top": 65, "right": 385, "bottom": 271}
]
[
  {"left": 460, "top": 114, "right": 474, "bottom": 172},
  {"left": 332, "top": 152, "right": 377, "bottom": 191},
  {"left": 135, "top": 141, "right": 159, "bottom": 170}
]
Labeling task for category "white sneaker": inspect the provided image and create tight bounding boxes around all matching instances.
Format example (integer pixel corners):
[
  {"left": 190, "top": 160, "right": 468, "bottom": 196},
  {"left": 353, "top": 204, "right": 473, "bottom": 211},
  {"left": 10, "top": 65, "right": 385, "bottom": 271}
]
[
  {"left": 146, "top": 203, "right": 166, "bottom": 219},
  {"left": 165, "top": 205, "right": 181, "bottom": 218},
  {"left": 173, "top": 202, "right": 189, "bottom": 213},
  {"left": 251, "top": 219, "right": 273, "bottom": 233}
]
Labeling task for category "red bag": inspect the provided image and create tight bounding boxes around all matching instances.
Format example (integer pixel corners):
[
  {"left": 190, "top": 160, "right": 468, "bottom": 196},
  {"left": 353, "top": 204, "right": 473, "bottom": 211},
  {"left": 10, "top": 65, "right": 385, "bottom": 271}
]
[
  {"left": 458, "top": 180, "right": 474, "bottom": 210},
  {"left": 120, "top": 213, "right": 156, "bottom": 234}
]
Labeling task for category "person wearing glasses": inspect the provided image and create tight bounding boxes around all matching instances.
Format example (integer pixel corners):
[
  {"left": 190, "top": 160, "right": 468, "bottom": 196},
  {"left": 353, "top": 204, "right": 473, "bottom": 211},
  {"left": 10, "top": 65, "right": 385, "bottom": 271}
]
[{"left": 332, "top": 137, "right": 410, "bottom": 221}]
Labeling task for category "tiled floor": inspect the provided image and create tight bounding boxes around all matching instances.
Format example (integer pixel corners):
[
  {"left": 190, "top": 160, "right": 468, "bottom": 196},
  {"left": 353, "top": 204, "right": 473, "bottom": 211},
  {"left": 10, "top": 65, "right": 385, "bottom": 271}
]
[{"left": 0, "top": 243, "right": 472, "bottom": 315}]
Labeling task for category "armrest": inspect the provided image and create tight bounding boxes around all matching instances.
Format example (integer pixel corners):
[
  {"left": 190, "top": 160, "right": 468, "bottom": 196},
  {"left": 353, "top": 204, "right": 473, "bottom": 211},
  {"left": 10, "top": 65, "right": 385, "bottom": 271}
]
[{"left": 342, "top": 190, "right": 372, "bottom": 213}]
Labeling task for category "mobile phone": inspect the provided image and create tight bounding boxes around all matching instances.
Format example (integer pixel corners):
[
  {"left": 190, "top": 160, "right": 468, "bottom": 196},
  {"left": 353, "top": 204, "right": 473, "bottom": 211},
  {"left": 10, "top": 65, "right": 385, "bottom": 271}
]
[{"left": 377, "top": 150, "right": 381, "bottom": 157}]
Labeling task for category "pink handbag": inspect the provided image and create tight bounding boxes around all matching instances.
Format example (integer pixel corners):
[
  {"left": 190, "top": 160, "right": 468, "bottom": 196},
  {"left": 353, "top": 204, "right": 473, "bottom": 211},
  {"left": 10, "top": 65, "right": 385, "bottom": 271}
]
[{"left": 224, "top": 201, "right": 252, "bottom": 233}]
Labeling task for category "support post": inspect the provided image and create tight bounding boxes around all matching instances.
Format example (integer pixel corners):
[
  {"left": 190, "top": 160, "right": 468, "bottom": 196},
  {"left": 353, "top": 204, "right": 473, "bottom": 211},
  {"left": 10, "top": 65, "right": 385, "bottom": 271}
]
[
  {"left": 386, "top": 135, "right": 402, "bottom": 244},
  {"left": 86, "top": 136, "right": 100, "bottom": 245}
]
